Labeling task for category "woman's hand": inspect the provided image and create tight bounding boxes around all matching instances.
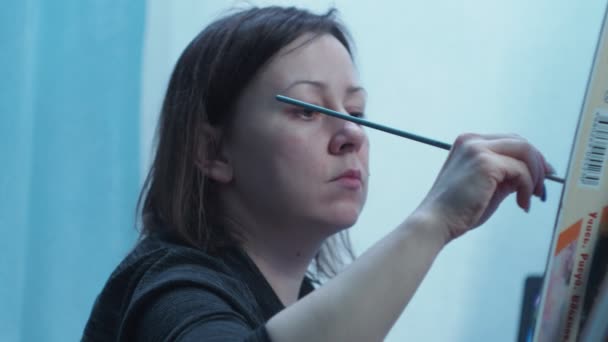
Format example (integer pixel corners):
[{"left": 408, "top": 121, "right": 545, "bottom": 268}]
[{"left": 415, "top": 133, "right": 553, "bottom": 243}]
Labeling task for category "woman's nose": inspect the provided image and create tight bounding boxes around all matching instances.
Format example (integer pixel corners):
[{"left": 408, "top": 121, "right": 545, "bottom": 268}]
[{"left": 328, "top": 117, "right": 367, "bottom": 155}]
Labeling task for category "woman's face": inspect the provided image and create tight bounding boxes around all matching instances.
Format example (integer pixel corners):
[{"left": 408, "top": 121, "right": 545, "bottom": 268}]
[{"left": 220, "top": 33, "right": 369, "bottom": 234}]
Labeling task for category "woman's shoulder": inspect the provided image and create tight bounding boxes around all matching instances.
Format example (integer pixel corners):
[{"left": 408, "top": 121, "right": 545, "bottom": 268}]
[
  {"left": 82, "top": 234, "right": 263, "bottom": 341},
  {"left": 100, "top": 234, "right": 237, "bottom": 297},
  {"left": 115, "top": 234, "right": 236, "bottom": 288}
]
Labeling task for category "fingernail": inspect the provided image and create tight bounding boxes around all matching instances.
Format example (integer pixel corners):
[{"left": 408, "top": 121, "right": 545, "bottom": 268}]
[{"left": 541, "top": 184, "right": 547, "bottom": 202}]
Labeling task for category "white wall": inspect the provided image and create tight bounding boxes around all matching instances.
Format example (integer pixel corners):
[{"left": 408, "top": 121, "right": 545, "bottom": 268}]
[{"left": 140, "top": 1, "right": 607, "bottom": 340}]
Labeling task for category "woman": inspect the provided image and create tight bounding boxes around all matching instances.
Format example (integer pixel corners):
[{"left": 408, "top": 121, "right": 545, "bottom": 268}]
[{"left": 83, "top": 6, "right": 551, "bottom": 341}]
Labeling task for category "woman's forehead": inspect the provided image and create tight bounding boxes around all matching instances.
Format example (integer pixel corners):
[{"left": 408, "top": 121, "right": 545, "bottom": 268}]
[{"left": 258, "top": 34, "right": 360, "bottom": 94}]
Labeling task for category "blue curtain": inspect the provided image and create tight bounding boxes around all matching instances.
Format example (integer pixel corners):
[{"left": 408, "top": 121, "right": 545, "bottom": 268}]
[{"left": 1, "top": 1, "right": 145, "bottom": 340}]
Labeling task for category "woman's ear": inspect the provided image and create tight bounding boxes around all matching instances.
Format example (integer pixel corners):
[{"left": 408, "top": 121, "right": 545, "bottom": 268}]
[{"left": 196, "top": 124, "right": 233, "bottom": 184}]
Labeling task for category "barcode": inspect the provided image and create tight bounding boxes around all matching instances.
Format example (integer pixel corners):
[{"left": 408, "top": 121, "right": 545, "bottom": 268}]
[{"left": 580, "top": 110, "right": 608, "bottom": 187}]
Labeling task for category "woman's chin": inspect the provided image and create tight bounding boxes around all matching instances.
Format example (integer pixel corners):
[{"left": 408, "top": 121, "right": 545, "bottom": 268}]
[{"left": 325, "top": 206, "right": 362, "bottom": 229}]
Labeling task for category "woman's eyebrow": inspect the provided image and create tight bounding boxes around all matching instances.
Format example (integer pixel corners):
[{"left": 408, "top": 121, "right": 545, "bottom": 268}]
[
  {"left": 281, "top": 80, "right": 367, "bottom": 96},
  {"left": 282, "top": 80, "right": 325, "bottom": 92},
  {"left": 346, "top": 86, "right": 367, "bottom": 98}
]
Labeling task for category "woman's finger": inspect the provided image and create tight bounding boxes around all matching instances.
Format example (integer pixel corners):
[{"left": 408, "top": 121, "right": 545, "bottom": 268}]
[
  {"left": 489, "top": 153, "right": 536, "bottom": 211},
  {"left": 483, "top": 137, "right": 546, "bottom": 200},
  {"left": 458, "top": 134, "right": 547, "bottom": 196}
]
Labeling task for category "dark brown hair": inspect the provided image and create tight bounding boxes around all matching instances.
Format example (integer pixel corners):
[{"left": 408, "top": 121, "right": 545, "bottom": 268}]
[{"left": 138, "top": 6, "right": 356, "bottom": 280}]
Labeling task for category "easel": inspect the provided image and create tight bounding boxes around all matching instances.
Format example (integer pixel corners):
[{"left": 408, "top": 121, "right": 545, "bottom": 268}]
[{"left": 533, "top": 4, "right": 608, "bottom": 341}]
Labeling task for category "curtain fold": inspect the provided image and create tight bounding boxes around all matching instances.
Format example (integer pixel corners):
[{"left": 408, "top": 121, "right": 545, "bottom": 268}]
[{"left": 1, "top": 1, "right": 146, "bottom": 340}]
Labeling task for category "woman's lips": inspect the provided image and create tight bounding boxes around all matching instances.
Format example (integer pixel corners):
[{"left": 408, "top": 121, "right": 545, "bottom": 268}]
[{"left": 332, "top": 169, "right": 362, "bottom": 189}]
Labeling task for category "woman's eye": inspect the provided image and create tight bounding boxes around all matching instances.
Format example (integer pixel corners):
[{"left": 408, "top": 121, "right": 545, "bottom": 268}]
[
  {"left": 349, "top": 112, "right": 365, "bottom": 118},
  {"left": 296, "top": 109, "right": 318, "bottom": 120}
]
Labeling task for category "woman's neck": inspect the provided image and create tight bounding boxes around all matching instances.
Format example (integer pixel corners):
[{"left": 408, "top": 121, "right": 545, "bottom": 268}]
[
  {"left": 218, "top": 195, "right": 334, "bottom": 305},
  {"left": 241, "top": 231, "right": 320, "bottom": 306}
]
